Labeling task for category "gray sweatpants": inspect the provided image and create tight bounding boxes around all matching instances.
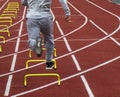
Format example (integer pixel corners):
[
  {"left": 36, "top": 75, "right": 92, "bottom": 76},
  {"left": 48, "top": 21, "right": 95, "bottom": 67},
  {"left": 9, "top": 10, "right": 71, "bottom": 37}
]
[{"left": 26, "top": 17, "right": 54, "bottom": 62}]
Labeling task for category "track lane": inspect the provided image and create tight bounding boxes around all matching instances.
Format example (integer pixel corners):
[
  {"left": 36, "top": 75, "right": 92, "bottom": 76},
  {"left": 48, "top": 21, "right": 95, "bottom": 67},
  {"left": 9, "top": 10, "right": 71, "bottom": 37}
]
[{"left": 0, "top": 0, "right": 120, "bottom": 97}]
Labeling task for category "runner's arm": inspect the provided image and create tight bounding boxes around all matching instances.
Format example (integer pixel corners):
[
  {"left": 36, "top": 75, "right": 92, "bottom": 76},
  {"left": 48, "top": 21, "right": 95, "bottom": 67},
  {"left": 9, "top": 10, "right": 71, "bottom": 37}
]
[{"left": 59, "top": 0, "right": 71, "bottom": 22}]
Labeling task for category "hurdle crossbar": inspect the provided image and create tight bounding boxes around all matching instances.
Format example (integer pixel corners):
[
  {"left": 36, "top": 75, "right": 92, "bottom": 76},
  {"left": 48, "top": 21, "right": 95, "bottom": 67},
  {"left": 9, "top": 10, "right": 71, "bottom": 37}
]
[{"left": 26, "top": 59, "right": 57, "bottom": 70}]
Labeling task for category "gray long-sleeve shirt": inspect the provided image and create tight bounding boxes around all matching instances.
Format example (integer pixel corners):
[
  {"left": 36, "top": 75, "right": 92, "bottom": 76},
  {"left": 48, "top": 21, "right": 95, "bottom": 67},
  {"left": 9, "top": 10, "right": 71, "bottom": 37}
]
[{"left": 21, "top": 0, "right": 71, "bottom": 19}]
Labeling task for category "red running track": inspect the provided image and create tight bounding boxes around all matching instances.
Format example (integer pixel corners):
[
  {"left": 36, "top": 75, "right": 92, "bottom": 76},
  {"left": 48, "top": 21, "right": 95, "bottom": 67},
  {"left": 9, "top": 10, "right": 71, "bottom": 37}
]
[{"left": 0, "top": 0, "right": 120, "bottom": 97}]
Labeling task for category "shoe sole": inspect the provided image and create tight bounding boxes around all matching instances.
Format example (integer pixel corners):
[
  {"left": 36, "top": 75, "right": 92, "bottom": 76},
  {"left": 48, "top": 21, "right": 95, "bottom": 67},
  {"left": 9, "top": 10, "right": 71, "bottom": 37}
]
[
  {"left": 35, "top": 37, "right": 42, "bottom": 57},
  {"left": 46, "top": 65, "right": 54, "bottom": 70}
]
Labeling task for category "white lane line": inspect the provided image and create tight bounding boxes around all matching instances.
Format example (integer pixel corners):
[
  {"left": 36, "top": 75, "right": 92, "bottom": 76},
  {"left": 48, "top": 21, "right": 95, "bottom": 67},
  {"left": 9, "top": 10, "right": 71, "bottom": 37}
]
[
  {"left": 90, "top": 20, "right": 120, "bottom": 46},
  {"left": 10, "top": 55, "right": 17, "bottom": 72},
  {"left": 4, "top": 7, "right": 26, "bottom": 96},
  {"left": 55, "top": 20, "right": 81, "bottom": 71},
  {"left": 0, "top": 33, "right": 28, "bottom": 44},
  {"left": 1, "top": 36, "right": 120, "bottom": 59},
  {"left": 4, "top": 75, "right": 13, "bottom": 96},
  {"left": 0, "top": 49, "right": 29, "bottom": 59},
  {"left": 0, "top": 21, "right": 119, "bottom": 78},
  {"left": 52, "top": 3, "right": 83, "bottom": 71},
  {"left": 54, "top": 1, "right": 88, "bottom": 41},
  {"left": 4, "top": 21, "right": 24, "bottom": 97},
  {"left": 86, "top": 0, "right": 120, "bottom": 46},
  {"left": 10, "top": 22, "right": 23, "bottom": 72},
  {"left": 10, "top": 56, "right": 120, "bottom": 97},
  {"left": 71, "top": 55, "right": 81, "bottom": 71},
  {"left": 56, "top": 20, "right": 94, "bottom": 96},
  {"left": 86, "top": 0, "right": 120, "bottom": 20},
  {"left": 81, "top": 75, "right": 94, "bottom": 97},
  {"left": 0, "top": 0, "right": 9, "bottom": 10}
]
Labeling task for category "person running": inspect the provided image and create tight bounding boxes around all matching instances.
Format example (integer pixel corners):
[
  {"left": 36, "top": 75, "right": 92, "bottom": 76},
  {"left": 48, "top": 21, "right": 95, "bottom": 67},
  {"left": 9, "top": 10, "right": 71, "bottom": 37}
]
[{"left": 21, "top": 0, "right": 71, "bottom": 69}]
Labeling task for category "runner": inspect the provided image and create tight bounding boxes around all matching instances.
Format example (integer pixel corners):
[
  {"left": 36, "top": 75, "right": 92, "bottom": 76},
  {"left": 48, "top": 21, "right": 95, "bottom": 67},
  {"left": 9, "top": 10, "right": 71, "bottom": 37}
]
[{"left": 21, "top": 0, "right": 71, "bottom": 69}]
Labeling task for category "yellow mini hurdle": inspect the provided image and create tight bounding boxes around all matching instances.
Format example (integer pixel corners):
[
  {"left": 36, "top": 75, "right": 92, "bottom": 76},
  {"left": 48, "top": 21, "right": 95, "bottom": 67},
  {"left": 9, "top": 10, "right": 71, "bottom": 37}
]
[
  {"left": 0, "top": 45, "right": 2, "bottom": 52},
  {"left": 0, "top": 17, "right": 12, "bottom": 26},
  {"left": 0, "top": 25, "right": 10, "bottom": 37},
  {"left": 6, "top": 6, "right": 19, "bottom": 11},
  {"left": 3, "top": 10, "right": 18, "bottom": 17},
  {"left": 4, "top": 8, "right": 18, "bottom": 11},
  {"left": 7, "top": 2, "right": 19, "bottom": 7},
  {"left": 7, "top": 2, "right": 19, "bottom": 11},
  {"left": 29, "top": 48, "right": 57, "bottom": 58},
  {"left": 24, "top": 73, "right": 61, "bottom": 86},
  {"left": 25, "top": 59, "right": 57, "bottom": 70},
  {"left": 1, "top": 13, "right": 16, "bottom": 19},
  {"left": 0, "top": 36, "right": 5, "bottom": 44}
]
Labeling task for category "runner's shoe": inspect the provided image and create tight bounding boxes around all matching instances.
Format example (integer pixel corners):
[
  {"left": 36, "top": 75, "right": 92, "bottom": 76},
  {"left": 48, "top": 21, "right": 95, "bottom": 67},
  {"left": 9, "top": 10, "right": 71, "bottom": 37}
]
[
  {"left": 35, "top": 37, "right": 42, "bottom": 57},
  {"left": 46, "top": 61, "right": 54, "bottom": 70}
]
